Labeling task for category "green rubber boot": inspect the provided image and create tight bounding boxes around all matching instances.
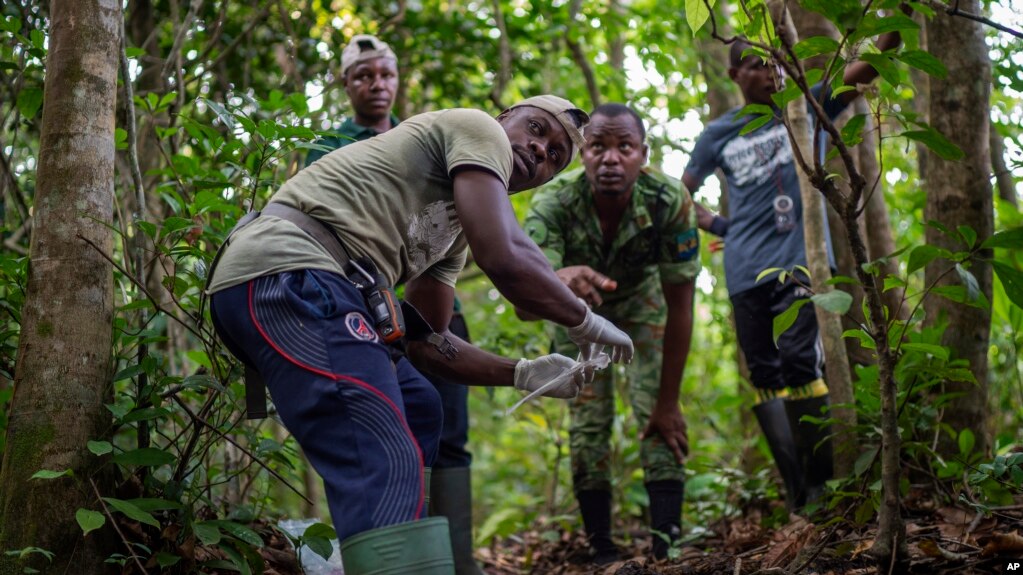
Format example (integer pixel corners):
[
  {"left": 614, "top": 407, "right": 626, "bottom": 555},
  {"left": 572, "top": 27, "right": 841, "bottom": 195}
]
[{"left": 340, "top": 517, "right": 454, "bottom": 575}]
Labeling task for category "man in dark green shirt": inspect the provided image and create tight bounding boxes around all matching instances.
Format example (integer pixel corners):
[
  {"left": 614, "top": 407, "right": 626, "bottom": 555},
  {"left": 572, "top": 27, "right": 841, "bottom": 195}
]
[{"left": 305, "top": 34, "right": 400, "bottom": 166}]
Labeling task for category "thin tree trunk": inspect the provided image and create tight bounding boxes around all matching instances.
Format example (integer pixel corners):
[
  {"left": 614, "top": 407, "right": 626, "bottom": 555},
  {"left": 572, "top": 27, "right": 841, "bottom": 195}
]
[
  {"left": 923, "top": 2, "right": 993, "bottom": 459},
  {"left": 783, "top": 2, "right": 857, "bottom": 479},
  {"left": 0, "top": 1, "right": 120, "bottom": 572},
  {"left": 855, "top": 98, "right": 907, "bottom": 321}
]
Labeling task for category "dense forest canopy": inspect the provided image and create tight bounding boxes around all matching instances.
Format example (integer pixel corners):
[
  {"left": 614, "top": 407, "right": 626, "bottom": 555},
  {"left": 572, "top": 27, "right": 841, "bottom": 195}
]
[{"left": 0, "top": 0, "right": 1021, "bottom": 573}]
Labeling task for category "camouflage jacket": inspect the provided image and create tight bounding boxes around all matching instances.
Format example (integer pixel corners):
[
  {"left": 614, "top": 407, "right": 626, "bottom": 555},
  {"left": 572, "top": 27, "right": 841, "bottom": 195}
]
[{"left": 524, "top": 169, "right": 701, "bottom": 325}]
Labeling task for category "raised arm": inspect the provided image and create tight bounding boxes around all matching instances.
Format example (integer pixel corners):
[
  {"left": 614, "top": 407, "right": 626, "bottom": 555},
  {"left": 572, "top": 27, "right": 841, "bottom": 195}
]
[{"left": 453, "top": 169, "right": 587, "bottom": 326}]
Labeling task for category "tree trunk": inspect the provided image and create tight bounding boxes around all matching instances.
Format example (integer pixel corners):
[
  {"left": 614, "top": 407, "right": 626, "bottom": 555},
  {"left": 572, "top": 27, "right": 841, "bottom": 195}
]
[
  {"left": 923, "top": 2, "right": 993, "bottom": 460},
  {"left": 783, "top": 1, "right": 857, "bottom": 479},
  {"left": 855, "top": 98, "right": 907, "bottom": 322},
  {"left": 0, "top": 1, "right": 120, "bottom": 572}
]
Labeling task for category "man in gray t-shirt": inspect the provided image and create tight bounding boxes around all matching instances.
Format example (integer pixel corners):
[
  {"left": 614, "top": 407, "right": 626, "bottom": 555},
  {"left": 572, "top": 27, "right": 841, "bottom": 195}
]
[
  {"left": 684, "top": 31, "right": 901, "bottom": 511},
  {"left": 208, "top": 95, "right": 636, "bottom": 571}
]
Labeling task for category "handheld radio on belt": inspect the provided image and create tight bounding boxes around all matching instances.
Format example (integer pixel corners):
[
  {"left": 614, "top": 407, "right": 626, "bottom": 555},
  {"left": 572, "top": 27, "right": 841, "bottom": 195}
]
[{"left": 346, "top": 257, "right": 405, "bottom": 343}]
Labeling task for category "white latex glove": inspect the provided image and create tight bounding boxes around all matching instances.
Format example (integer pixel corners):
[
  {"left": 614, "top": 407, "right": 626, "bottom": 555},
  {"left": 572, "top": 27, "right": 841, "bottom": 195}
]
[
  {"left": 513, "top": 354, "right": 584, "bottom": 399},
  {"left": 566, "top": 301, "right": 634, "bottom": 364}
]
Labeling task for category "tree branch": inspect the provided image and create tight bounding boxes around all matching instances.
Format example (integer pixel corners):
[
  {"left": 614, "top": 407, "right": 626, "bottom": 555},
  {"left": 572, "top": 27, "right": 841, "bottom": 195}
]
[
  {"left": 565, "top": 0, "right": 601, "bottom": 107},
  {"left": 918, "top": 0, "right": 1023, "bottom": 39}
]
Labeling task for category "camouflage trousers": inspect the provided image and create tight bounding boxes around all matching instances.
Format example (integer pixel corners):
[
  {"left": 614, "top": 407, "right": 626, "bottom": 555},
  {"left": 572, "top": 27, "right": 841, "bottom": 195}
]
[{"left": 558, "top": 321, "right": 685, "bottom": 492}]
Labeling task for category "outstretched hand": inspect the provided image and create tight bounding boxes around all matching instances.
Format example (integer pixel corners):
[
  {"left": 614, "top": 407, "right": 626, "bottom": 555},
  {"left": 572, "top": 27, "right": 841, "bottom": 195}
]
[
  {"left": 641, "top": 402, "right": 689, "bottom": 464},
  {"left": 556, "top": 265, "right": 617, "bottom": 308}
]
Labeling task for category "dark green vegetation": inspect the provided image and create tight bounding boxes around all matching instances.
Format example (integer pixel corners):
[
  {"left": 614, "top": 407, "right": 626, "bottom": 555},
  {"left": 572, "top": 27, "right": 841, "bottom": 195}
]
[{"left": 0, "top": 0, "right": 1021, "bottom": 573}]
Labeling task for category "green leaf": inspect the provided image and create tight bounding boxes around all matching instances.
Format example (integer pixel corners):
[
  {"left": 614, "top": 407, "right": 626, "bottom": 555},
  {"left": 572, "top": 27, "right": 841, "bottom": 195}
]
[
  {"left": 102, "top": 498, "right": 160, "bottom": 528},
  {"left": 854, "top": 445, "right": 879, "bottom": 476},
  {"left": 154, "top": 552, "right": 181, "bottom": 568},
  {"left": 737, "top": 103, "right": 774, "bottom": 118},
  {"left": 902, "top": 343, "right": 950, "bottom": 361},
  {"left": 16, "top": 87, "right": 43, "bottom": 119},
  {"left": 992, "top": 261, "right": 1023, "bottom": 310},
  {"left": 811, "top": 290, "right": 853, "bottom": 314},
  {"left": 87, "top": 440, "right": 113, "bottom": 455},
  {"left": 958, "top": 428, "right": 976, "bottom": 456},
  {"left": 859, "top": 53, "right": 901, "bottom": 88},
  {"left": 122, "top": 407, "right": 171, "bottom": 423},
  {"left": 193, "top": 522, "right": 222, "bottom": 545},
  {"left": 739, "top": 113, "right": 772, "bottom": 136},
  {"left": 304, "top": 536, "right": 333, "bottom": 561},
  {"left": 303, "top": 522, "right": 337, "bottom": 540},
  {"left": 840, "top": 113, "right": 867, "bottom": 147},
  {"left": 957, "top": 225, "right": 977, "bottom": 248},
  {"left": 982, "top": 227, "right": 1023, "bottom": 249},
  {"left": 901, "top": 127, "right": 964, "bottom": 161},
  {"left": 76, "top": 509, "right": 105, "bottom": 536},
  {"left": 755, "top": 267, "right": 784, "bottom": 283},
  {"left": 883, "top": 276, "right": 907, "bottom": 292},
  {"left": 124, "top": 46, "right": 145, "bottom": 58},
  {"left": 955, "top": 263, "right": 980, "bottom": 302},
  {"left": 685, "top": 0, "right": 713, "bottom": 34},
  {"left": 895, "top": 49, "right": 947, "bottom": 79},
  {"left": 793, "top": 36, "right": 840, "bottom": 60},
  {"left": 855, "top": 13, "right": 920, "bottom": 37},
  {"left": 113, "top": 447, "right": 176, "bottom": 467},
  {"left": 131, "top": 498, "right": 184, "bottom": 512},
  {"left": 208, "top": 520, "right": 263, "bottom": 547},
  {"left": 843, "top": 328, "right": 876, "bottom": 350},
  {"left": 30, "top": 469, "right": 72, "bottom": 480},
  {"left": 825, "top": 275, "right": 860, "bottom": 286},
  {"left": 202, "top": 98, "right": 236, "bottom": 130},
  {"left": 773, "top": 298, "right": 810, "bottom": 344},
  {"left": 907, "top": 245, "right": 941, "bottom": 274}
]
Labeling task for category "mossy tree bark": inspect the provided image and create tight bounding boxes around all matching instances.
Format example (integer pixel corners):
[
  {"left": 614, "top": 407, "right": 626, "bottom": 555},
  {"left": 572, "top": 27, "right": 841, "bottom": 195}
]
[{"left": 0, "top": 0, "right": 120, "bottom": 572}]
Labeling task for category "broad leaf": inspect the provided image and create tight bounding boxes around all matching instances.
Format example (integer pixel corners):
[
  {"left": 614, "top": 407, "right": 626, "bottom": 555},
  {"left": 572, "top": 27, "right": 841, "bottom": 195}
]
[
  {"left": 860, "top": 53, "right": 901, "bottom": 88},
  {"left": 895, "top": 49, "right": 947, "bottom": 79},
  {"left": 113, "top": 447, "right": 176, "bottom": 467},
  {"left": 993, "top": 262, "right": 1023, "bottom": 310},
  {"left": 907, "top": 245, "right": 942, "bottom": 274},
  {"left": 902, "top": 343, "right": 950, "bottom": 361},
  {"left": 87, "top": 441, "right": 113, "bottom": 455},
  {"left": 16, "top": 87, "right": 43, "bottom": 119},
  {"left": 811, "top": 290, "right": 853, "bottom": 314},
  {"left": 102, "top": 498, "right": 160, "bottom": 528},
  {"left": 76, "top": 509, "right": 105, "bottom": 536},
  {"left": 208, "top": 520, "right": 263, "bottom": 547},
  {"left": 773, "top": 298, "right": 810, "bottom": 344},
  {"left": 793, "top": 36, "right": 840, "bottom": 60},
  {"left": 30, "top": 469, "right": 72, "bottom": 480},
  {"left": 982, "top": 227, "right": 1023, "bottom": 249},
  {"left": 902, "top": 127, "right": 964, "bottom": 160}
]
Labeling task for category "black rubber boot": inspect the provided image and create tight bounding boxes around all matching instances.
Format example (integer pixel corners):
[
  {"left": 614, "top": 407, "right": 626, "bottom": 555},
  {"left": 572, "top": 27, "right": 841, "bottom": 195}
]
[
  {"left": 785, "top": 394, "right": 834, "bottom": 507},
  {"left": 576, "top": 489, "right": 620, "bottom": 566},
  {"left": 752, "top": 398, "right": 806, "bottom": 510},
  {"left": 646, "top": 480, "right": 684, "bottom": 560},
  {"left": 430, "top": 467, "right": 484, "bottom": 575}
]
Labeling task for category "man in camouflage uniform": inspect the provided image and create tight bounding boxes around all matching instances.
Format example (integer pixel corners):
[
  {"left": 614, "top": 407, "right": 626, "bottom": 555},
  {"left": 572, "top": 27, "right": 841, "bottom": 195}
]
[{"left": 521, "top": 103, "right": 700, "bottom": 564}]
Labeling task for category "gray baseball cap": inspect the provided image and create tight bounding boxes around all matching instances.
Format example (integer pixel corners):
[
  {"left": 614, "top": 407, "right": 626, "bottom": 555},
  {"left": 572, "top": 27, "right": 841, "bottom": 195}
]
[
  {"left": 505, "top": 95, "right": 590, "bottom": 158},
  {"left": 341, "top": 34, "right": 397, "bottom": 77}
]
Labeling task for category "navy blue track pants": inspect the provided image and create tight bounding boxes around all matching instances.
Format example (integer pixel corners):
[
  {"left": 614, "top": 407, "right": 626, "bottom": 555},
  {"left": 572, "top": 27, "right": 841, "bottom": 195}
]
[{"left": 210, "top": 269, "right": 443, "bottom": 541}]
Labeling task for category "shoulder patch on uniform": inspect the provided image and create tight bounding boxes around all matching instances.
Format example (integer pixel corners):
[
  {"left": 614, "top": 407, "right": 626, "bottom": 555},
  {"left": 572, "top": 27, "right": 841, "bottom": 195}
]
[
  {"left": 345, "top": 312, "right": 378, "bottom": 342},
  {"left": 675, "top": 228, "right": 699, "bottom": 262}
]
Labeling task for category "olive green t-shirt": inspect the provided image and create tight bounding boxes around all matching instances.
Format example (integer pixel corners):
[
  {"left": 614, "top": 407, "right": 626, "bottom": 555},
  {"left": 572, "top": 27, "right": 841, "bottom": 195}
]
[{"left": 207, "top": 109, "right": 513, "bottom": 292}]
